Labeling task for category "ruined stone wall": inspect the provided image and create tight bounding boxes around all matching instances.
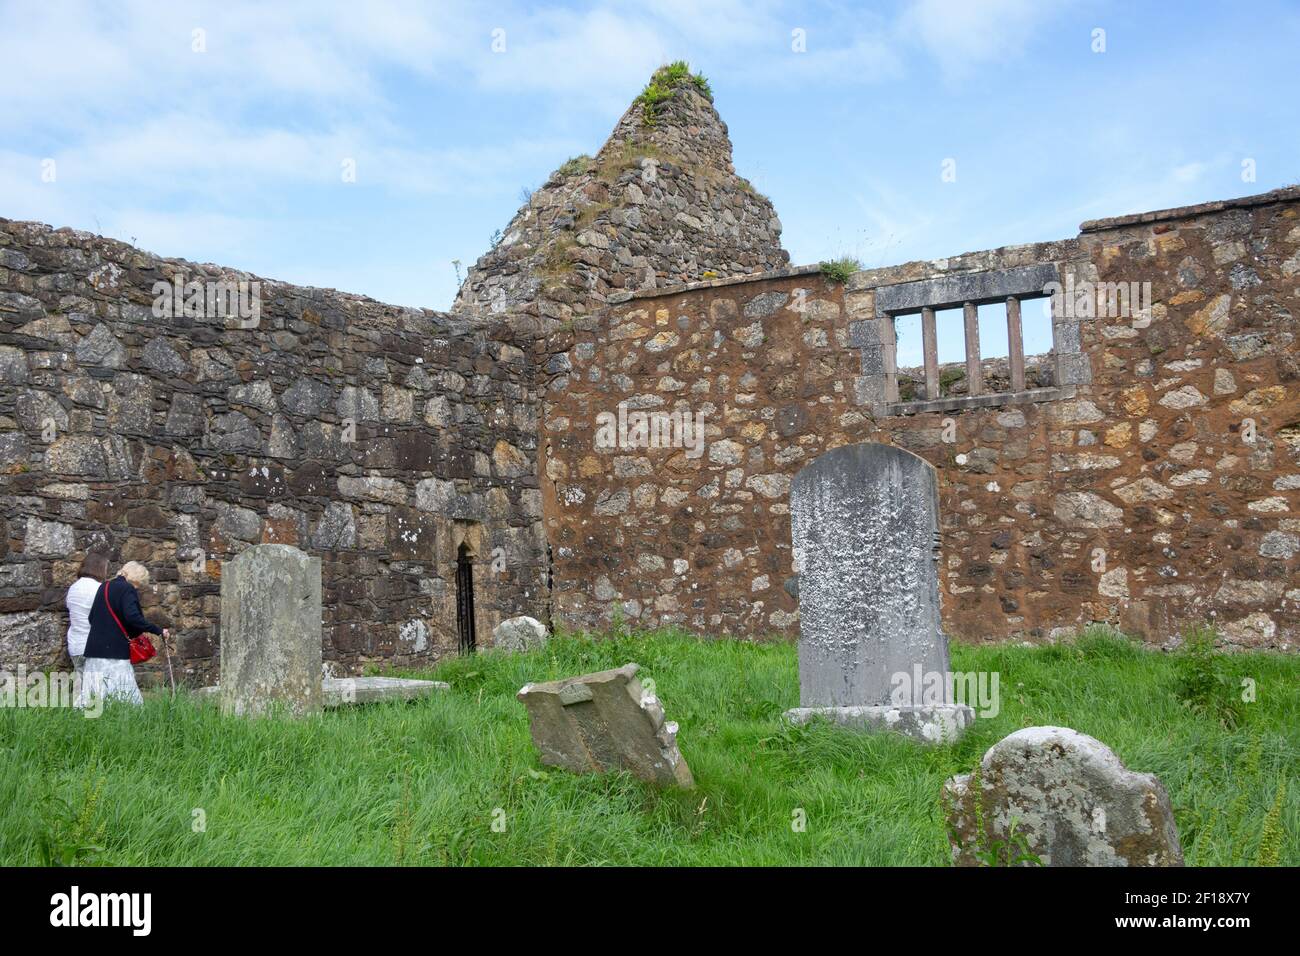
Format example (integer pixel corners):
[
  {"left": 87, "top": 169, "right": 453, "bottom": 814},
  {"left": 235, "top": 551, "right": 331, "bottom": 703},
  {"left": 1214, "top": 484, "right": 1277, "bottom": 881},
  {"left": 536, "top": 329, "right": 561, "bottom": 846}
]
[
  {"left": 542, "top": 188, "right": 1300, "bottom": 651},
  {"left": 453, "top": 80, "right": 788, "bottom": 334},
  {"left": 0, "top": 219, "right": 548, "bottom": 684}
]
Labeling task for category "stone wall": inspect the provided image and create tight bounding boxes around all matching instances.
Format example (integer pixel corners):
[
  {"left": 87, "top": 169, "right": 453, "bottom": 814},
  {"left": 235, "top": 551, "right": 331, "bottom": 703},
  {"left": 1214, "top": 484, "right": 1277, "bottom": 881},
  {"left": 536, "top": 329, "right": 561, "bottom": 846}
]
[
  {"left": 541, "top": 188, "right": 1300, "bottom": 651},
  {"left": 0, "top": 219, "right": 548, "bottom": 683},
  {"left": 452, "top": 71, "right": 788, "bottom": 334}
]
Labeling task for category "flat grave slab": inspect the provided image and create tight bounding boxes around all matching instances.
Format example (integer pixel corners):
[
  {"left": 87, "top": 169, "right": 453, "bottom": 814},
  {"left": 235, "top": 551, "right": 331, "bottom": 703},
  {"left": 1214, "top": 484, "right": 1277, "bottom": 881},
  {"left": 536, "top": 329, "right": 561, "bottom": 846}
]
[{"left": 196, "top": 676, "right": 448, "bottom": 708}]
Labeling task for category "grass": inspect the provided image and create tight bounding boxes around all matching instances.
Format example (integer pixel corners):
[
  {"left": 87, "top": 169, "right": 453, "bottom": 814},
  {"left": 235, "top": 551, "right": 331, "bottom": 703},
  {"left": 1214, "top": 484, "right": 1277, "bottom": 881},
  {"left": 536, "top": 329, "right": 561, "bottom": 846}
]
[
  {"left": 1, "top": 629, "right": 1296, "bottom": 866},
  {"left": 594, "top": 139, "right": 668, "bottom": 184},
  {"left": 940, "top": 366, "right": 967, "bottom": 396},
  {"left": 635, "top": 61, "right": 712, "bottom": 125},
  {"left": 555, "top": 154, "right": 592, "bottom": 179},
  {"left": 819, "top": 257, "right": 862, "bottom": 283}
]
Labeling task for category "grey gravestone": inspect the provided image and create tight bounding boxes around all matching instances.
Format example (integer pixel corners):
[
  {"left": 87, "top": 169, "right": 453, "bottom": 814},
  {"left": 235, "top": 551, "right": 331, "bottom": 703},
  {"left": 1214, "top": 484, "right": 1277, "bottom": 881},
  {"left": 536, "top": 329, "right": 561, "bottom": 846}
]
[
  {"left": 517, "top": 663, "right": 693, "bottom": 788},
  {"left": 220, "top": 543, "right": 323, "bottom": 717},
  {"left": 784, "top": 442, "right": 972, "bottom": 741},
  {"left": 493, "top": 615, "right": 548, "bottom": 652},
  {"left": 944, "top": 726, "right": 1184, "bottom": 866}
]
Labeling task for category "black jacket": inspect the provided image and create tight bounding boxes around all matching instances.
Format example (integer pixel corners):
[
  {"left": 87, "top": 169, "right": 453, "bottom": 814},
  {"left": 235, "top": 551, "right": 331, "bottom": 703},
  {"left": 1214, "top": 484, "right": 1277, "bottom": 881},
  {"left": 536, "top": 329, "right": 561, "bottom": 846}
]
[{"left": 83, "top": 576, "right": 162, "bottom": 660}]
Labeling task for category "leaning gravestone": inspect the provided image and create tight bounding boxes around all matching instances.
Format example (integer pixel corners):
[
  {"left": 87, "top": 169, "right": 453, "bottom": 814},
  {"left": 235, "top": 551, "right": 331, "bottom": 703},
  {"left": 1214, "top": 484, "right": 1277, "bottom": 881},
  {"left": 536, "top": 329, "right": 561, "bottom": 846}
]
[
  {"left": 943, "top": 726, "right": 1184, "bottom": 866},
  {"left": 220, "top": 543, "right": 323, "bottom": 717},
  {"left": 517, "top": 663, "right": 693, "bottom": 788},
  {"left": 784, "top": 442, "right": 972, "bottom": 741}
]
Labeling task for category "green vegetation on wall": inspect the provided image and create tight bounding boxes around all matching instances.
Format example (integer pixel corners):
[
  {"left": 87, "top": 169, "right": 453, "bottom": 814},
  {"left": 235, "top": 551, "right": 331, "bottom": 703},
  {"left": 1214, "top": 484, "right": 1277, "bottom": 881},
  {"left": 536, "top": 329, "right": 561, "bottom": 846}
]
[{"left": 636, "top": 61, "right": 713, "bottom": 126}]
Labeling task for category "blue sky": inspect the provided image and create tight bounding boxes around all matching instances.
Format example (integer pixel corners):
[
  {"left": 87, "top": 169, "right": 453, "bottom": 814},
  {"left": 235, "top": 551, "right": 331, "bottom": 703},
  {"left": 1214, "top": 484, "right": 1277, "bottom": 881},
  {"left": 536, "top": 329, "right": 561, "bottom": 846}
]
[{"left": 2, "top": 0, "right": 1297, "bottom": 318}]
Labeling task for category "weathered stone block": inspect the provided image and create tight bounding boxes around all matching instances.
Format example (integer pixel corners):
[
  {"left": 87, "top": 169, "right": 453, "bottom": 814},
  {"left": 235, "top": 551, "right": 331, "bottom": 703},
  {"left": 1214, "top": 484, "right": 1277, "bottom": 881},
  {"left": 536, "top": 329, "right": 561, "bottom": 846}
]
[
  {"left": 220, "top": 544, "right": 323, "bottom": 717},
  {"left": 517, "top": 663, "right": 693, "bottom": 787},
  {"left": 1052, "top": 320, "right": 1082, "bottom": 353},
  {"left": 853, "top": 374, "right": 886, "bottom": 406},
  {"left": 847, "top": 318, "right": 882, "bottom": 347},
  {"left": 75, "top": 324, "right": 127, "bottom": 368},
  {"left": 1055, "top": 351, "right": 1093, "bottom": 385},
  {"left": 0, "top": 610, "right": 64, "bottom": 670},
  {"left": 859, "top": 344, "right": 885, "bottom": 376},
  {"left": 493, "top": 615, "right": 548, "bottom": 652},
  {"left": 943, "top": 726, "right": 1184, "bottom": 867}
]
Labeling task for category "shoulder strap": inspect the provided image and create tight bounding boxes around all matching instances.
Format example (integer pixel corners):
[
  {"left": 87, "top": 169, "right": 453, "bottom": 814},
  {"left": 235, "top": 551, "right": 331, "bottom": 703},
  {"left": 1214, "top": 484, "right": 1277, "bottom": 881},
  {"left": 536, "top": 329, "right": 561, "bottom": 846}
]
[{"left": 103, "top": 578, "right": 132, "bottom": 640}]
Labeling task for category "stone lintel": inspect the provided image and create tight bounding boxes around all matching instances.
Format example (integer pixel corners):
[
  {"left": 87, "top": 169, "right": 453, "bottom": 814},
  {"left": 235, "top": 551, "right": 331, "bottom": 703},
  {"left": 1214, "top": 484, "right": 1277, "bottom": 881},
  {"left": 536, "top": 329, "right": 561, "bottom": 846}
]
[{"left": 874, "top": 263, "right": 1061, "bottom": 315}]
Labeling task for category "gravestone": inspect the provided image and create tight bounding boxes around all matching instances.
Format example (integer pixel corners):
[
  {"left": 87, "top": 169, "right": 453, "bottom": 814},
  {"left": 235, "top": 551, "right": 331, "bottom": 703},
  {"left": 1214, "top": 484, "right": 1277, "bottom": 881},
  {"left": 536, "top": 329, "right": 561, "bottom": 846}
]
[
  {"left": 220, "top": 543, "right": 323, "bottom": 717},
  {"left": 493, "top": 615, "right": 548, "bottom": 652},
  {"left": 944, "top": 726, "right": 1184, "bottom": 866},
  {"left": 517, "top": 663, "right": 693, "bottom": 788},
  {"left": 784, "top": 442, "right": 973, "bottom": 741}
]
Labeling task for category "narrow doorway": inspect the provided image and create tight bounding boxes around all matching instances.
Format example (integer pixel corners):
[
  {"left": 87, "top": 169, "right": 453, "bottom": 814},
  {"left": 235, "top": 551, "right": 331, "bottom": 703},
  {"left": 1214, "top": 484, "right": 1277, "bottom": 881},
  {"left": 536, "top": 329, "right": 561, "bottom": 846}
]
[{"left": 456, "top": 542, "right": 476, "bottom": 654}]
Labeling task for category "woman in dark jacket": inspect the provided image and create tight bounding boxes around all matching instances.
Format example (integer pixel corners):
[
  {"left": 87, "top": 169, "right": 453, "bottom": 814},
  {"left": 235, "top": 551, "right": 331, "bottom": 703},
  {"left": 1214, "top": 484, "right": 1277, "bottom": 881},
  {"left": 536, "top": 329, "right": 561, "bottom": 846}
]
[{"left": 77, "top": 561, "right": 169, "bottom": 707}]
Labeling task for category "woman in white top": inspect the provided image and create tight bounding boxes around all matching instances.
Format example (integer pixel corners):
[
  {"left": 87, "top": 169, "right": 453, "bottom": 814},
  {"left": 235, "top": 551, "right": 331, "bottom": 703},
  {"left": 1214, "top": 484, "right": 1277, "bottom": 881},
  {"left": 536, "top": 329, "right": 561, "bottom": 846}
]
[
  {"left": 77, "top": 561, "right": 167, "bottom": 708},
  {"left": 66, "top": 552, "right": 110, "bottom": 671}
]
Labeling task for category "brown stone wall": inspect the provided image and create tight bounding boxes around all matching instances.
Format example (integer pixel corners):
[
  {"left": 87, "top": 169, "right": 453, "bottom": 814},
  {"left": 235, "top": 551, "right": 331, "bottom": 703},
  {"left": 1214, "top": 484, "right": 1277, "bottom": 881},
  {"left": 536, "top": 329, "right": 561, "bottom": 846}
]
[
  {"left": 543, "top": 190, "right": 1300, "bottom": 650},
  {"left": 0, "top": 220, "right": 548, "bottom": 684}
]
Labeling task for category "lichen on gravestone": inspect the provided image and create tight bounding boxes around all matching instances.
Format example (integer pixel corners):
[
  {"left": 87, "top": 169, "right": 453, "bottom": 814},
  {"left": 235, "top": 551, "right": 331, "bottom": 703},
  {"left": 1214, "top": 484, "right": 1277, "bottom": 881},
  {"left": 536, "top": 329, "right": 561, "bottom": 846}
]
[{"left": 943, "top": 726, "right": 1184, "bottom": 867}]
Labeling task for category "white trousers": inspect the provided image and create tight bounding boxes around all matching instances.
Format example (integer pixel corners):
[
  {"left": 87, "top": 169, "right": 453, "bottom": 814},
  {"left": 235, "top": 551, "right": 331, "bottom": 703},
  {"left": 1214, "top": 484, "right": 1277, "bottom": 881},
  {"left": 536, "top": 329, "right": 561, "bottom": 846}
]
[{"left": 76, "top": 657, "right": 143, "bottom": 707}]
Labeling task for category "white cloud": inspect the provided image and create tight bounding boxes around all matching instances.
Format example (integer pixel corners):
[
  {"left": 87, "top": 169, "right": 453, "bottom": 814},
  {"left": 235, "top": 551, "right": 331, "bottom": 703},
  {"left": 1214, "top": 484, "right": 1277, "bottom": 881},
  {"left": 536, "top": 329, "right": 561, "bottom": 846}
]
[
  {"left": 1170, "top": 161, "right": 1207, "bottom": 184},
  {"left": 899, "top": 0, "right": 1074, "bottom": 76},
  {"left": 6, "top": 0, "right": 1274, "bottom": 316}
]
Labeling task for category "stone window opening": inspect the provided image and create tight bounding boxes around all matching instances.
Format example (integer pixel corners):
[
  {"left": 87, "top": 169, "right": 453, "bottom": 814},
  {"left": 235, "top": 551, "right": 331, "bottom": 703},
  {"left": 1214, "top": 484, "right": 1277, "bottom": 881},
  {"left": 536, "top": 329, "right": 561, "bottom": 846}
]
[
  {"left": 456, "top": 541, "right": 477, "bottom": 655},
  {"left": 853, "top": 263, "right": 1091, "bottom": 416},
  {"left": 894, "top": 300, "right": 1039, "bottom": 400}
]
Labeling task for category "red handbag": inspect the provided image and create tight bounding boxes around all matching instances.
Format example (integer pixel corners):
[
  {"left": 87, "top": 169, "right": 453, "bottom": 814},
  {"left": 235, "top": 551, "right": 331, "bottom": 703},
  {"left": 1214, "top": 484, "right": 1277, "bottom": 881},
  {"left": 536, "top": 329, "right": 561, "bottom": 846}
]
[{"left": 104, "top": 578, "right": 157, "bottom": 665}]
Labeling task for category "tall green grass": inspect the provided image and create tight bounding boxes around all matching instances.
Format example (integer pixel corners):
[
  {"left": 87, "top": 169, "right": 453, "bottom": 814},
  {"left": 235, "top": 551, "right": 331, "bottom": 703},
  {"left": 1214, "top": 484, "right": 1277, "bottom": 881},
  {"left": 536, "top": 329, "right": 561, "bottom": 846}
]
[{"left": 1, "top": 629, "right": 1295, "bottom": 865}]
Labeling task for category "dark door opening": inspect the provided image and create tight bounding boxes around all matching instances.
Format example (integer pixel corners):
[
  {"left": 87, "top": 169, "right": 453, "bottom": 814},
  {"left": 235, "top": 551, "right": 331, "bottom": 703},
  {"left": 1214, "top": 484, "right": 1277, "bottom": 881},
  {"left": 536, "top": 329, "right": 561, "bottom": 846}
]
[{"left": 456, "top": 542, "right": 476, "bottom": 654}]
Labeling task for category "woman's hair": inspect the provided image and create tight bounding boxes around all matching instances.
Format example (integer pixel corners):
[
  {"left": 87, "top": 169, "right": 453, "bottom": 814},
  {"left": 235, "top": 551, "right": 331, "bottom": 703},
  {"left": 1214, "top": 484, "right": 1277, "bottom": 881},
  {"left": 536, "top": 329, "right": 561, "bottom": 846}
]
[
  {"left": 118, "top": 561, "right": 150, "bottom": 587},
  {"left": 78, "top": 552, "right": 110, "bottom": 582}
]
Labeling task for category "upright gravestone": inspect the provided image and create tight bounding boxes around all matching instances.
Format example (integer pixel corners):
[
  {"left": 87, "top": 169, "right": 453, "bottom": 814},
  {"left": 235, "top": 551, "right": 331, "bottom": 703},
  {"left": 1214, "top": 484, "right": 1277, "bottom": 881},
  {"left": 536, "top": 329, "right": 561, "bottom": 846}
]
[
  {"left": 220, "top": 543, "right": 323, "bottom": 717},
  {"left": 784, "top": 442, "right": 972, "bottom": 741}
]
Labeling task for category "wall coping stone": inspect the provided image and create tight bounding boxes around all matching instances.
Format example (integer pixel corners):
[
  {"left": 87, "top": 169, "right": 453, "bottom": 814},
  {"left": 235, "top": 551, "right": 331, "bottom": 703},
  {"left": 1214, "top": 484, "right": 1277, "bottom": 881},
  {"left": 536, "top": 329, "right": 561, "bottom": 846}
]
[
  {"left": 599, "top": 185, "right": 1300, "bottom": 309},
  {"left": 1079, "top": 184, "right": 1300, "bottom": 233},
  {"left": 606, "top": 263, "right": 828, "bottom": 303}
]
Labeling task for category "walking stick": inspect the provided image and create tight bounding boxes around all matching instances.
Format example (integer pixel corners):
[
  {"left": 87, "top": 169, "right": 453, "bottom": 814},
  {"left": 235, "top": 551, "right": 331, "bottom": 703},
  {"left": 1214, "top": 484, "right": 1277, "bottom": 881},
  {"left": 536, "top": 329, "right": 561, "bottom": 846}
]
[{"left": 163, "top": 633, "right": 177, "bottom": 698}]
